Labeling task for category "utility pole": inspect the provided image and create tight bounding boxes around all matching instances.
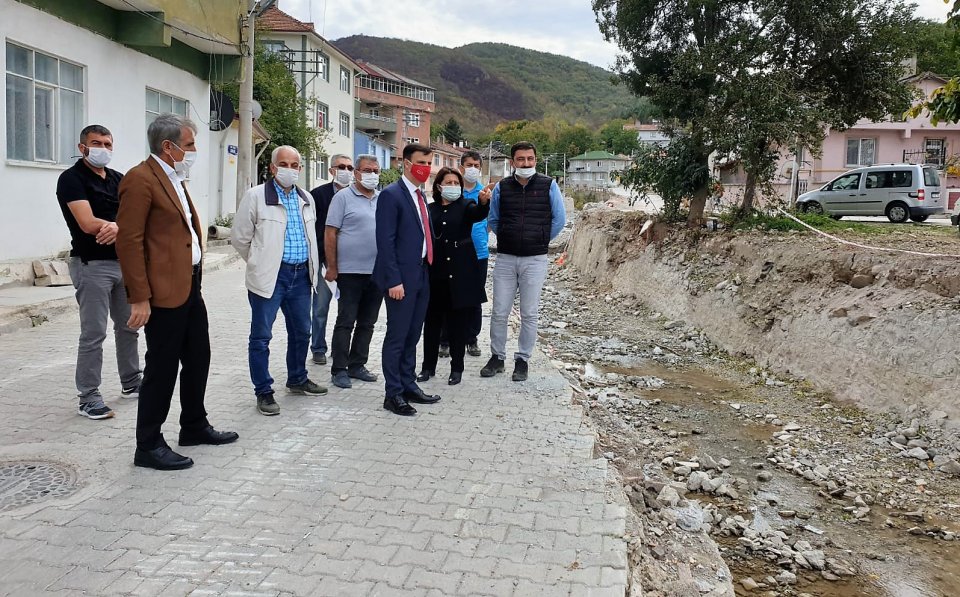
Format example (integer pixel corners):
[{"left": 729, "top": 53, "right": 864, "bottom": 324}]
[
  {"left": 789, "top": 141, "right": 802, "bottom": 208},
  {"left": 236, "top": 2, "right": 258, "bottom": 209}
]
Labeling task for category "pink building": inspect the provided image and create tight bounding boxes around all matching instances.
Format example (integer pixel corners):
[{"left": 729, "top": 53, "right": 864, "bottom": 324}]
[{"left": 721, "top": 73, "right": 960, "bottom": 204}]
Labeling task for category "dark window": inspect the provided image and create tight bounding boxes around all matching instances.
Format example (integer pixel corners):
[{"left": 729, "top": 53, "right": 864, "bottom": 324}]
[{"left": 923, "top": 167, "right": 940, "bottom": 187}]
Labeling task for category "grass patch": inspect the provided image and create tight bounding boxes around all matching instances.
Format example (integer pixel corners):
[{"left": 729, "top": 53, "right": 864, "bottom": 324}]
[{"left": 725, "top": 211, "right": 958, "bottom": 237}]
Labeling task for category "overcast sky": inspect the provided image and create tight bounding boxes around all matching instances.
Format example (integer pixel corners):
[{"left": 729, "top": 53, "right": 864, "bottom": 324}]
[{"left": 277, "top": 0, "right": 953, "bottom": 70}]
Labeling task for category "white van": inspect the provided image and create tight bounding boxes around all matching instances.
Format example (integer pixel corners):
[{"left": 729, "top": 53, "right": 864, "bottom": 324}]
[{"left": 797, "top": 164, "right": 944, "bottom": 223}]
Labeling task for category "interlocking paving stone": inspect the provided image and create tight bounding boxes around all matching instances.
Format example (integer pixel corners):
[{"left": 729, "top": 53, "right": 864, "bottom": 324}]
[{"left": 0, "top": 263, "right": 627, "bottom": 596}]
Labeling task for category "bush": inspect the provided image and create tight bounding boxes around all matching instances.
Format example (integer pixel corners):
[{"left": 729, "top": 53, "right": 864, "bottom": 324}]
[
  {"left": 570, "top": 189, "right": 602, "bottom": 210},
  {"left": 213, "top": 213, "right": 234, "bottom": 228}
]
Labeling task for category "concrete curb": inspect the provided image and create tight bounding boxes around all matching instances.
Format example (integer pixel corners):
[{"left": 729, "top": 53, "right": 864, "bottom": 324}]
[{"left": 0, "top": 252, "right": 242, "bottom": 336}]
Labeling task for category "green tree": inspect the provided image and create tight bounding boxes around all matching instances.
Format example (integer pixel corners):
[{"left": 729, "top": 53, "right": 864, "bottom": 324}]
[
  {"left": 619, "top": 131, "right": 711, "bottom": 222},
  {"left": 910, "top": 4, "right": 960, "bottom": 123},
  {"left": 442, "top": 118, "right": 465, "bottom": 144},
  {"left": 221, "top": 38, "right": 324, "bottom": 179},
  {"left": 912, "top": 20, "right": 960, "bottom": 76},
  {"left": 554, "top": 124, "right": 596, "bottom": 157},
  {"left": 599, "top": 119, "right": 639, "bottom": 155},
  {"left": 594, "top": 0, "right": 917, "bottom": 223}
]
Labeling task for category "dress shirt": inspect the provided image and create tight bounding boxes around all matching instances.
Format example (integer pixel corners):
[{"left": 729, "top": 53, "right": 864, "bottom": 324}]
[
  {"left": 273, "top": 181, "right": 310, "bottom": 264},
  {"left": 401, "top": 174, "right": 428, "bottom": 258},
  {"left": 150, "top": 154, "right": 202, "bottom": 265}
]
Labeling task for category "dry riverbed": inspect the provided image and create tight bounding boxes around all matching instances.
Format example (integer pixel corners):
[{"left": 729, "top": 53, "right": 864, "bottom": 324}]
[{"left": 538, "top": 259, "right": 960, "bottom": 596}]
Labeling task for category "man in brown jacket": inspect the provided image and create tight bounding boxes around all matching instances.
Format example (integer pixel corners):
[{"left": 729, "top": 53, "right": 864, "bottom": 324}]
[{"left": 116, "top": 113, "right": 237, "bottom": 471}]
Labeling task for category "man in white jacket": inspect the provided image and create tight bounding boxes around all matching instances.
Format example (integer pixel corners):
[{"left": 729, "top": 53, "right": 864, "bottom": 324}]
[{"left": 232, "top": 146, "right": 327, "bottom": 416}]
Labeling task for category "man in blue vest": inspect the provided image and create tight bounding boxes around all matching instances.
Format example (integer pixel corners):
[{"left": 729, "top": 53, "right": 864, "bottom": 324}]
[{"left": 480, "top": 141, "right": 566, "bottom": 382}]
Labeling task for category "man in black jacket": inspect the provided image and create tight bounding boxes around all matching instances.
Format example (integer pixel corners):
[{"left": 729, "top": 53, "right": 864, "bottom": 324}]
[
  {"left": 309, "top": 154, "right": 353, "bottom": 365},
  {"left": 480, "top": 142, "right": 566, "bottom": 382}
]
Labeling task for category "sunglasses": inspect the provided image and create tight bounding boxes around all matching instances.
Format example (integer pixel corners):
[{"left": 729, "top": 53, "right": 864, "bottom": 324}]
[{"left": 334, "top": 164, "right": 354, "bottom": 171}]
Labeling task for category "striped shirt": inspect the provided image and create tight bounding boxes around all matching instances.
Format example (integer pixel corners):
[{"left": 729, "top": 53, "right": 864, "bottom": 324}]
[{"left": 274, "top": 181, "right": 309, "bottom": 264}]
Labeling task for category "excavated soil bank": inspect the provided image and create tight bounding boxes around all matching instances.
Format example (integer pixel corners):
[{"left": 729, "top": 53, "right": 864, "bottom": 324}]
[{"left": 567, "top": 210, "right": 960, "bottom": 420}]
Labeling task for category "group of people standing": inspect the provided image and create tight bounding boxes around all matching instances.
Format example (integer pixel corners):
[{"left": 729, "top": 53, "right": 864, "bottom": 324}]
[{"left": 55, "top": 113, "right": 565, "bottom": 471}]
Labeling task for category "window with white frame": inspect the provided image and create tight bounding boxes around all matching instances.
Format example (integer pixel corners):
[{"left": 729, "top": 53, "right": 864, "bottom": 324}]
[
  {"left": 317, "top": 102, "right": 330, "bottom": 130},
  {"left": 845, "top": 138, "right": 876, "bottom": 167},
  {"left": 318, "top": 155, "right": 329, "bottom": 180},
  {"left": 925, "top": 138, "right": 946, "bottom": 166},
  {"left": 433, "top": 153, "right": 440, "bottom": 166},
  {"left": 340, "top": 66, "right": 351, "bottom": 93},
  {"left": 5, "top": 42, "right": 84, "bottom": 164},
  {"left": 405, "top": 137, "right": 419, "bottom": 144},
  {"left": 146, "top": 88, "right": 188, "bottom": 130},
  {"left": 319, "top": 53, "right": 330, "bottom": 82},
  {"left": 404, "top": 111, "right": 421, "bottom": 127},
  {"left": 339, "top": 111, "right": 350, "bottom": 138}
]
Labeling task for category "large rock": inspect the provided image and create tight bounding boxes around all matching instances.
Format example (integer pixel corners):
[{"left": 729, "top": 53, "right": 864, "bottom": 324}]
[{"left": 657, "top": 485, "right": 682, "bottom": 507}]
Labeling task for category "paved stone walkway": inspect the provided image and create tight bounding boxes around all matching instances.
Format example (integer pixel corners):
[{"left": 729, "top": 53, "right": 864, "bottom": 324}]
[{"left": 0, "top": 264, "right": 627, "bottom": 596}]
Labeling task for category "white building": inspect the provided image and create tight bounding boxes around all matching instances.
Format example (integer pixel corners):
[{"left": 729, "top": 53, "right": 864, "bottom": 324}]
[
  {"left": 567, "top": 151, "right": 631, "bottom": 189},
  {"left": 1, "top": 0, "right": 242, "bottom": 265},
  {"left": 258, "top": 5, "right": 361, "bottom": 191}
]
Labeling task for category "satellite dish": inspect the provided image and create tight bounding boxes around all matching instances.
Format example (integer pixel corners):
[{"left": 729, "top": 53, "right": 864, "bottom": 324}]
[
  {"left": 251, "top": 99, "right": 263, "bottom": 120},
  {"left": 209, "top": 90, "right": 235, "bottom": 131}
]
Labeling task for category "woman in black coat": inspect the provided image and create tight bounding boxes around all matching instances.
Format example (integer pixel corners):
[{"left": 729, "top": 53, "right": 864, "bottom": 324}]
[{"left": 418, "top": 167, "right": 490, "bottom": 385}]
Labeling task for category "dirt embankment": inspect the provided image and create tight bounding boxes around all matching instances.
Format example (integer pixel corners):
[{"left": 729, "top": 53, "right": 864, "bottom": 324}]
[{"left": 567, "top": 211, "right": 960, "bottom": 420}]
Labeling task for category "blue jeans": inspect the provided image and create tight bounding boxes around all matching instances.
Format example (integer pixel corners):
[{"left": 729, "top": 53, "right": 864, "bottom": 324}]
[
  {"left": 311, "top": 275, "right": 333, "bottom": 356},
  {"left": 248, "top": 263, "right": 312, "bottom": 396}
]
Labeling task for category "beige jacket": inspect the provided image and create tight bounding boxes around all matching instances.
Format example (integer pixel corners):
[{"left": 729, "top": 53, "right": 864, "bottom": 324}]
[{"left": 231, "top": 181, "right": 319, "bottom": 298}]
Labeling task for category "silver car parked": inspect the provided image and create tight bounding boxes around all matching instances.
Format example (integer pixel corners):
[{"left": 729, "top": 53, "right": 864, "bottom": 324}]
[{"left": 797, "top": 164, "right": 944, "bottom": 223}]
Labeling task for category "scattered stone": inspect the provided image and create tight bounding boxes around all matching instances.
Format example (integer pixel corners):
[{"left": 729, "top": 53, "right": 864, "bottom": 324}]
[
  {"left": 905, "top": 447, "right": 929, "bottom": 461},
  {"left": 657, "top": 486, "right": 682, "bottom": 507},
  {"left": 740, "top": 577, "right": 760, "bottom": 591},
  {"left": 729, "top": 403, "right": 742, "bottom": 411},
  {"left": 664, "top": 320, "right": 684, "bottom": 330},
  {"left": 688, "top": 471, "right": 712, "bottom": 492},
  {"left": 603, "top": 451, "right": 615, "bottom": 460},
  {"left": 775, "top": 570, "right": 797, "bottom": 585},
  {"left": 757, "top": 471, "right": 773, "bottom": 482},
  {"left": 802, "top": 550, "right": 827, "bottom": 571},
  {"left": 849, "top": 274, "right": 874, "bottom": 289}
]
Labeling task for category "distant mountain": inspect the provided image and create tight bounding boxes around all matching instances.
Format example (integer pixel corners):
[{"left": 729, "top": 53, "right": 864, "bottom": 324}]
[{"left": 332, "top": 35, "right": 636, "bottom": 136}]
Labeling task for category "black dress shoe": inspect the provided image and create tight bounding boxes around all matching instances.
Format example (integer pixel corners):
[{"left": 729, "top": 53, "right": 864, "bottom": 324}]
[
  {"left": 383, "top": 394, "right": 417, "bottom": 416},
  {"left": 416, "top": 369, "right": 435, "bottom": 383},
  {"left": 448, "top": 371, "right": 462, "bottom": 385},
  {"left": 404, "top": 387, "right": 441, "bottom": 404},
  {"left": 178, "top": 425, "right": 240, "bottom": 446},
  {"left": 134, "top": 445, "right": 194, "bottom": 470}
]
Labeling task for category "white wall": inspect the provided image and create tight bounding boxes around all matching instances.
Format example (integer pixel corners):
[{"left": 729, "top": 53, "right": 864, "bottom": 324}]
[{"left": 1, "top": 0, "right": 214, "bottom": 262}]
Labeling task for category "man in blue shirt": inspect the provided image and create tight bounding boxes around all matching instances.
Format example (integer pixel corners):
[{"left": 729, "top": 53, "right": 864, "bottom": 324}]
[
  {"left": 480, "top": 142, "right": 566, "bottom": 382},
  {"left": 459, "top": 150, "right": 489, "bottom": 357},
  {"left": 232, "top": 146, "right": 327, "bottom": 416}
]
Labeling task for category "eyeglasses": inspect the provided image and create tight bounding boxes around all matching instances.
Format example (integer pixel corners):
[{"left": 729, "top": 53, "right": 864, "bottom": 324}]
[
  {"left": 358, "top": 169, "right": 380, "bottom": 175},
  {"left": 334, "top": 164, "right": 354, "bottom": 171}
]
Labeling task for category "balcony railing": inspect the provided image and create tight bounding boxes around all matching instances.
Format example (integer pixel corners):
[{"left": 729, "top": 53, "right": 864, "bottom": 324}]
[{"left": 356, "top": 112, "right": 397, "bottom": 133}]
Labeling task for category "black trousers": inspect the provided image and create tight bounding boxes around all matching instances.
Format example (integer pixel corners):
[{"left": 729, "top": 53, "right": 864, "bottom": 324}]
[
  {"left": 330, "top": 273, "right": 382, "bottom": 373},
  {"left": 136, "top": 270, "right": 210, "bottom": 450},
  {"left": 423, "top": 301, "right": 472, "bottom": 374},
  {"left": 440, "top": 258, "right": 486, "bottom": 346}
]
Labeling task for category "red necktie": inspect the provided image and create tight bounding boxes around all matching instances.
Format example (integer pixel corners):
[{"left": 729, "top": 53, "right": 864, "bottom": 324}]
[{"left": 415, "top": 188, "right": 433, "bottom": 265}]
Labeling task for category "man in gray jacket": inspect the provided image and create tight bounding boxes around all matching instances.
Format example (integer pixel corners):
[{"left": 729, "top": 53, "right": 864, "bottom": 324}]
[{"left": 232, "top": 146, "right": 327, "bottom": 416}]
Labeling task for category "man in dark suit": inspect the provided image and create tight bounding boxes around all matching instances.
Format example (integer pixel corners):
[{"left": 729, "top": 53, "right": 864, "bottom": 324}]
[
  {"left": 116, "top": 113, "right": 238, "bottom": 471},
  {"left": 308, "top": 154, "right": 354, "bottom": 366},
  {"left": 373, "top": 143, "right": 442, "bottom": 416}
]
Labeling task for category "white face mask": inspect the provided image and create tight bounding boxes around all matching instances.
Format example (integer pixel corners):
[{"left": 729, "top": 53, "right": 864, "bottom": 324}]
[
  {"left": 83, "top": 146, "right": 112, "bottom": 168},
  {"left": 462, "top": 166, "right": 481, "bottom": 184},
  {"left": 359, "top": 172, "right": 380, "bottom": 190},
  {"left": 274, "top": 166, "right": 300, "bottom": 188},
  {"left": 169, "top": 142, "right": 197, "bottom": 180},
  {"left": 514, "top": 166, "right": 536, "bottom": 179},
  {"left": 440, "top": 185, "right": 462, "bottom": 201},
  {"left": 334, "top": 168, "right": 353, "bottom": 187}
]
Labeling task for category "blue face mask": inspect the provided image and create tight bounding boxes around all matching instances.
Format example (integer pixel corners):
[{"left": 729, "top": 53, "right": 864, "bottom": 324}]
[{"left": 440, "top": 185, "right": 462, "bottom": 201}]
